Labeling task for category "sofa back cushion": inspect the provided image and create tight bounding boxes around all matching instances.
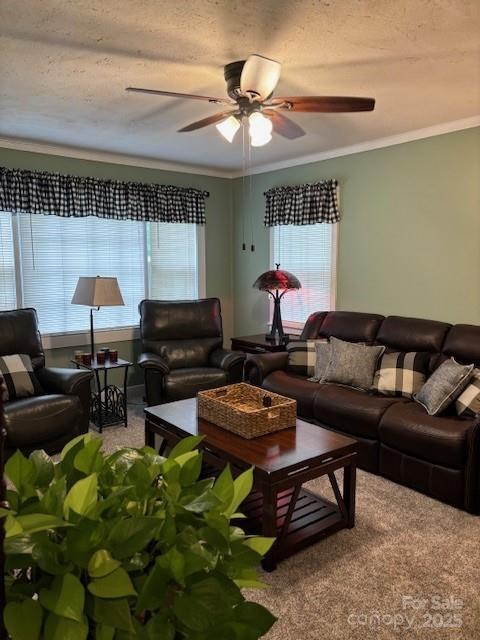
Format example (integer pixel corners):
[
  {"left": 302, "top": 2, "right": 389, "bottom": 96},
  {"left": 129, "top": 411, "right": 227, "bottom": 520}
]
[
  {"left": 317, "top": 311, "right": 384, "bottom": 344},
  {"left": 376, "top": 316, "right": 451, "bottom": 355},
  {"left": 139, "top": 298, "right": 223, "bottom": 368},
  {"left": 299, "top": 312, "right": 328, "bottom": 340},
  {"left": 0, "top": 308, "right": 45, "bottom": 370},
  {"left": 442, "top": 325, "right": 480, "bottom": 367}
]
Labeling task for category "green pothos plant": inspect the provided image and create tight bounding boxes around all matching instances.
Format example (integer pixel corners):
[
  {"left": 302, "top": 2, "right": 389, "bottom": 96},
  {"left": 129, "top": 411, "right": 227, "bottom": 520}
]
[{"left": 1, "top": 433, "right": 276, "bottom": 640}]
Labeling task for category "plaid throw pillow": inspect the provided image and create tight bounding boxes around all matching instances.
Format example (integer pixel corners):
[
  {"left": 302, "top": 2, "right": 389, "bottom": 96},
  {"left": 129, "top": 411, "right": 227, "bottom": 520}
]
[
  {"left": 455, "top": 368, "right": 480, "bottom": 417},
  {"left": 0, "top": 354, "right": 43, "bottom": 401},
  {"left": 373, "top": 352, "right": 430, "bottom": 398},
  {"left": 286, "top": 340, "right": 327, "bottom": 377}
]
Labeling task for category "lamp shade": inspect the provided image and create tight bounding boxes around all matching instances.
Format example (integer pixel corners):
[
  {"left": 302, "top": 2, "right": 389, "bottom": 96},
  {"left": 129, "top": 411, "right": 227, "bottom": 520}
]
[
  {"left": 253, "top": 265, "right": 301, "bottom": 292},
  {"left": 71, "top": 276, "right": 124, "bottom": 307}
]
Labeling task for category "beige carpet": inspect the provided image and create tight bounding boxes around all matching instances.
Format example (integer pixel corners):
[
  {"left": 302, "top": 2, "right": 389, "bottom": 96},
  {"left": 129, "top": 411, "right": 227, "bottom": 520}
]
[{"left": 97, "top": 400, "right": 480, "bottom": 640}]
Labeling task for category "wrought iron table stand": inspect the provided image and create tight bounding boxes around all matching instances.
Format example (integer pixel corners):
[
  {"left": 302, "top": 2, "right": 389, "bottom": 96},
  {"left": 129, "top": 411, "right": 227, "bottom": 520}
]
[{"left": 72, "top": 357, "right": 131, "bottom": 433}]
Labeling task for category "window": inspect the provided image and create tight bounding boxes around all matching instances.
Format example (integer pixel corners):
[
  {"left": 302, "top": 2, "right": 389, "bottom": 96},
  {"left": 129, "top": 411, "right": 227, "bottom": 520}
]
[
  {"left": 270, "top": 223, "right": 337, "bottom": 328},
  {"left": 148, "top": 223, "right": 199, "bottom": 300},
  {"left": 0, "top": 212, "right": 204, "bottom": 338},
  {"left": 0, "top": 212, "right": 16, "bottom": 311}
]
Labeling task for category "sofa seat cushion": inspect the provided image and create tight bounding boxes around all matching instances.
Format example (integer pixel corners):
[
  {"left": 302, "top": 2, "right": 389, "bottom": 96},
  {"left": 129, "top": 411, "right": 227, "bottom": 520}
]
[
  {"left": 262, "top": 371, "right": 319, "bottom": 418},
  {"left": 313, "top": 385, "right": 408, "bottom": 439},
  {"left": 165, "top": 367, "right": 228, "bottom": 402},
  {"left": 4, "top": 394, "right": 82, "bottom": 448},
  {"left": 379, "top": 401, "right": 473, "bottom": 469}
]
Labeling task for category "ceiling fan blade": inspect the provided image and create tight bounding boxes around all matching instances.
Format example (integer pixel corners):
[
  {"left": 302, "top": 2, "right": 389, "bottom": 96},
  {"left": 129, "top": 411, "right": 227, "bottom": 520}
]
[
  {"left": 178, "top": 110, "right": 237, "bottom": 132},
  {"left": 270, "top": 96, "right": 375, "bottom": 112},
  {"left": 263, "top": 109, "right": 306, "bottom": 139},
  {"left": 126, "top": 87, "right": 232, "bottom": 104},
  {"left": 240, "top": 54, "right": 281, "bottom": 101}
]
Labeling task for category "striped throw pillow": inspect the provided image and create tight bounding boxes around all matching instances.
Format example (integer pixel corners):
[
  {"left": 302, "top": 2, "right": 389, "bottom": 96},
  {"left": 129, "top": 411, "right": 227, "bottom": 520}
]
[
  {"left": 0, "top": 354, "right": 43, "bottom": 401},
  {"left": 455, "top": 369, "right": 480, "bottom": 417},
  {"left": 373, "top": 352, "right": 430, "bottom": 398},
  {"left": 286, "top": 340, "right": 327, "bottom": 377}
]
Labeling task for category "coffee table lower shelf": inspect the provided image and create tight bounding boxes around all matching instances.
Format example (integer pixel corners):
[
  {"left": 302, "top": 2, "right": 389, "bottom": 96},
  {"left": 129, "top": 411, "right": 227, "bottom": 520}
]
[
  {"left": 144, "top": 400, "right": 358, "bottom": 572},
  {"left": 240, "top": 487, "right": 344, "bottom": 571}
]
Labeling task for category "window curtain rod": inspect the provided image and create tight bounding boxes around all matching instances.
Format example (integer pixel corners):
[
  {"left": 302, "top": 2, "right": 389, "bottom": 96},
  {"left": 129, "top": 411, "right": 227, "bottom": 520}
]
[{"left": 0, "top": 166, "right": 209, "bottom": 225}]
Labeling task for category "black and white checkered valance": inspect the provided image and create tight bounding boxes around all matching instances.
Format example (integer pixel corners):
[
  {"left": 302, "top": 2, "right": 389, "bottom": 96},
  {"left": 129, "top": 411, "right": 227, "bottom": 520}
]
[
  {"left": 0, "top": 167, "right": 209, "bottom": 224},
  {"left": 264, "top": 179, "right": 339, "bottom": 226}
]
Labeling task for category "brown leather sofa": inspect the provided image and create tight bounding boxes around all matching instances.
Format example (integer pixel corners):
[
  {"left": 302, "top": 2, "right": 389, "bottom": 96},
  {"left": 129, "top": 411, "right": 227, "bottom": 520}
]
[
  {"left": 1, "top": 308, "right": 93, "bottom": 458},
  {"left": 138, "top": 298, "right": 245, "bottom": 405},
  {"left": 245, "top": 311, "right": 480, "bottom": 514}
]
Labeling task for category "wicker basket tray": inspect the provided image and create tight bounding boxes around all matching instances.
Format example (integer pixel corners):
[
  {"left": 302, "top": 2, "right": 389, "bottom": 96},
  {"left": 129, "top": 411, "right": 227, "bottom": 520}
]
[{"left": 197, "top": 383, "right": 296, "bottom": 439}]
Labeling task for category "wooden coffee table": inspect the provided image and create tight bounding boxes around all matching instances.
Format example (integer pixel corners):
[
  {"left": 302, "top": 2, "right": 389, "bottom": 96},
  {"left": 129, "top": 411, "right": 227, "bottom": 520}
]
[{"left": 145, "top": 398, "right": 358, "bottom": 571}]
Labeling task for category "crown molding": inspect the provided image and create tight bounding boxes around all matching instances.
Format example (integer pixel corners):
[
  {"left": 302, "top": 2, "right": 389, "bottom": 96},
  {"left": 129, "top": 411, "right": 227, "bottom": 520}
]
[
  {"left": 0, "top": 136, "right": 232, "bottom": 179},
  {"left": 1, "top": 115, "right": 479, "bottom": 181},
  {"left": 229, "top": 115, "right": 480, "bottom": 178}
]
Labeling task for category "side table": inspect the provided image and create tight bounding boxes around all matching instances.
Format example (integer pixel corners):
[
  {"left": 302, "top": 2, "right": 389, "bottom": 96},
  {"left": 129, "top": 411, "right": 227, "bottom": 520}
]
[
  {"left": 231, "top": 334, "right": 299, "bottom": 355},
  {"left": 72, "top": 357, "right": 132, "bottom": 433}
]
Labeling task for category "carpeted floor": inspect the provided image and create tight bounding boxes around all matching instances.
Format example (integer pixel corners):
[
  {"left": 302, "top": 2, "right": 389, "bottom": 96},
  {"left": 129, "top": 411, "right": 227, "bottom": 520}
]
[{"left": 97, "top": 399, "right": 480, "bottom": 640}]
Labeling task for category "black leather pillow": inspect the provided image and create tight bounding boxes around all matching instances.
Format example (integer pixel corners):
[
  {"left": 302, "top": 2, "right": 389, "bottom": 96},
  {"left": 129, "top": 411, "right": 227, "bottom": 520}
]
[{"left": 0, "top": 354, "right": 43, "bottom": 401}]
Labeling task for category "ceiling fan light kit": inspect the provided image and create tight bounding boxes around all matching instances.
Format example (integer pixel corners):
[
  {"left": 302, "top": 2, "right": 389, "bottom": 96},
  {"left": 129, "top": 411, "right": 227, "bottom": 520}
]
[
  {"left": 215, "top": 115, "right": 241, "bottom": 142},
  {"left": 248, "top": 111, "right": 273, "bottom": 147},
  {"left": 126, "top": 53, "right": 375, "bottom": 147}
]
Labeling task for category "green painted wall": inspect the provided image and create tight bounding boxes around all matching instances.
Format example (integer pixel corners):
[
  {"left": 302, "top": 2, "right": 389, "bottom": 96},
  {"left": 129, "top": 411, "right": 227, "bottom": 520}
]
[
  {"left": 0, "top": 148, "right": 233, "bottom": 384},
  {"left": 2, "top": 126, "right": 479, "bottom": 382},
  {"left": 232, "top": 127, "right": 480, "bottom": 335}
]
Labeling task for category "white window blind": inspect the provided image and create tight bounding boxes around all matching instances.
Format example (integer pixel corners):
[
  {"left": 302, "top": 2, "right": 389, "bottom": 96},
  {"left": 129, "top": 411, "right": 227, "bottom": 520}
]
[
  {"left": 148, "top": 223, "right": 198, "bottom": 299},
  {"left": 271, "top": 223, "right": 337, "bottom": 326},
  {"left": 18, "top": 214, "right": 146, "bottom": 334},
  {"left": 0, "top": 212, "right": 17, "bottom": 311},
  {"left": 0, "top": 212, "right": 202, "bottom": 338}
]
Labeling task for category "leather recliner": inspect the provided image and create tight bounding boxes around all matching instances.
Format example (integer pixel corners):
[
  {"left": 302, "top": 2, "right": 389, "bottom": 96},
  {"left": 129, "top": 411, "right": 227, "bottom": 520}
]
[
  {"left": 245, "top": 311, "right": 480, "bottom": 514},
  {"left": 138, "top": 298, "right": 245, "bottom": 405},
  {"left": 0, "top": 308, "right": 93, "bottom": 458}
]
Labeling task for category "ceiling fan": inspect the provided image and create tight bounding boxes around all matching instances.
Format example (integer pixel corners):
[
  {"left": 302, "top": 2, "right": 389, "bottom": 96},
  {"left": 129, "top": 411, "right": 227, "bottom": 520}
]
[{"left": 126, "top": 54, "right": 375, "bottom": 147}]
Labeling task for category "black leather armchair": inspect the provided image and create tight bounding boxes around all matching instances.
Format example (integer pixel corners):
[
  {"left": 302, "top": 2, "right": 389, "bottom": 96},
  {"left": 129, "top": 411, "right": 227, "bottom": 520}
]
[
  {"left": 138, "top": 298, "right": 245, "bottom": 405},
  {"left": 0, "top": 309, "right": 93, "bottom": 458}
]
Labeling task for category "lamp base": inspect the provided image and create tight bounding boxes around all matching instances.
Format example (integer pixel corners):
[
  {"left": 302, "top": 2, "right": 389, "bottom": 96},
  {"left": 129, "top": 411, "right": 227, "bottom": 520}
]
[
  {"left": 266, "top": 295, "right": 285, "bottom": 342},
  {"left": 265, "top": 332, "right": 289, "bottom": 344}
]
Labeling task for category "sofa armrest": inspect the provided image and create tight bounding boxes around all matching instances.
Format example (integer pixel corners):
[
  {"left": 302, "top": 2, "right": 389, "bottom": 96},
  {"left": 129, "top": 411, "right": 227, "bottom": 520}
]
[
  {"left": 36, "top": 367, "right": 93, "bottom": 396},
  {"left": 244, "top": 352, "right": 289, "bottom": 387},
  {"left": 209, "top": 348, "right": 246, "bottom": 372},
  {"left": 138, "top": 352, "right": 170, "bottom": 374}
]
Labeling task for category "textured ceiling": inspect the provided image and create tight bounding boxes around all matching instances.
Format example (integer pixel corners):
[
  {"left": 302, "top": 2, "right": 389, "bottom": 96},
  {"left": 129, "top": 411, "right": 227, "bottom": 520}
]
[{"left": 1, "top": 0, "right": 479, "bottom": 172}]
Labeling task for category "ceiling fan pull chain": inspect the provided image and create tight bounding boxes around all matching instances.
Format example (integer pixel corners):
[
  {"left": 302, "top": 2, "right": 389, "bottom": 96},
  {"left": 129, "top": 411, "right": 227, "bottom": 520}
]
[
  {"left": 242, "top": 123, "right": 246, "bottom": 251},
  {"left": 248, "top": 136, "right": 254, "bottom": 252}
]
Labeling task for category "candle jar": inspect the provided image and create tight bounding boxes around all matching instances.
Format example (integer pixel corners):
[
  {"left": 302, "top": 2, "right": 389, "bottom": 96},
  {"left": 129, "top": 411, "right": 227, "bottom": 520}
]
[
  {"left": 109, "top": 350, "right": 118, "bottom": 363},
  {"left": 96, "top": 351, "right": 105, "bottom": 365},
  {"left": 81, "top": 353, "right": 92, "bottom": 367}
]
